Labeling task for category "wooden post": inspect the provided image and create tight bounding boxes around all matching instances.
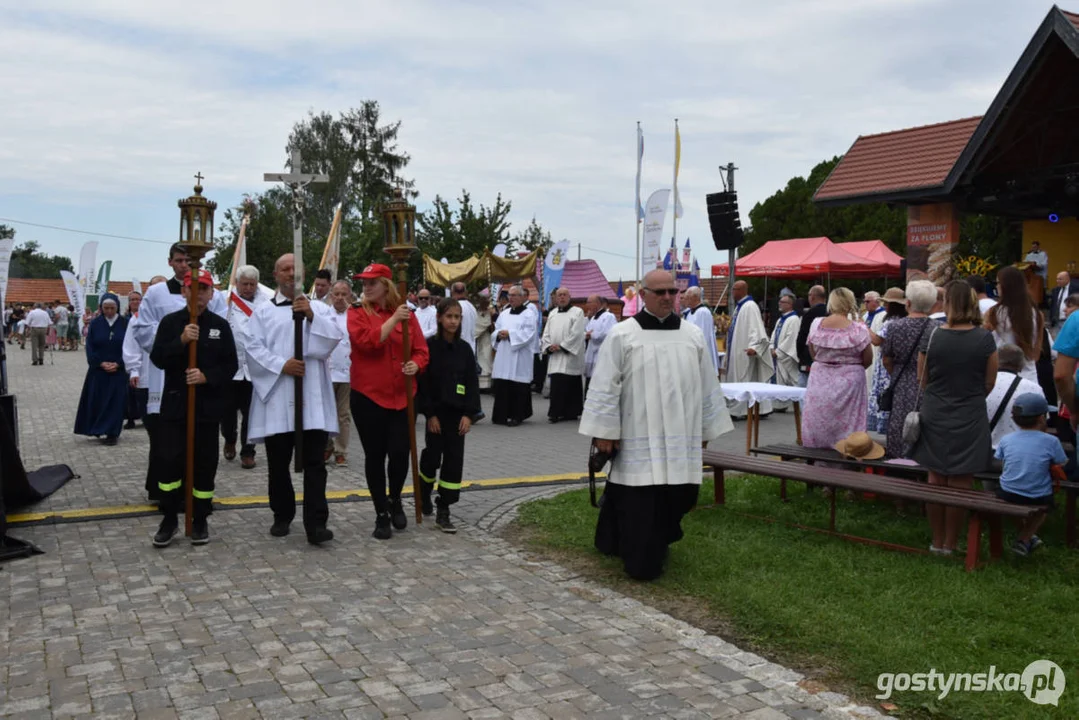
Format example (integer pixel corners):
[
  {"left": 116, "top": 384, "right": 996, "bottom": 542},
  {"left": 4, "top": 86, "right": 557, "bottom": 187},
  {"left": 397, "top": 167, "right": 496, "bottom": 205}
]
[
  {"left": 396, "top": 264, "right": 423, "bottom": 524},
  {"left": 183, "top": 266, "right": 200, "bottom": 537}
]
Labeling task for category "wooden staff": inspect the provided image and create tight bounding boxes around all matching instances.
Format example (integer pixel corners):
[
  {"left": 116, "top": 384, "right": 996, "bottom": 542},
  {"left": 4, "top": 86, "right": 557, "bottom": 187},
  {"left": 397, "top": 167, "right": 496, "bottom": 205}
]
[
  {"left": 397, "top": 275, "right": 424, "bottom": 524},
  {"left": 183, "top": 272, "right": 199, "bottom": 537},
  {"left": 293, "top": 308, "right": 304, "bottom": 473}
]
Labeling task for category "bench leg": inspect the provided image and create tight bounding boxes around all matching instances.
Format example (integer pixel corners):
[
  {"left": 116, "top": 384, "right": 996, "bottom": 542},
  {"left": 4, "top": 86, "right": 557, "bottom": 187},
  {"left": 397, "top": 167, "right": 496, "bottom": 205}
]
[
  {"left": 1067, "top": 489, "right": 1077, "bottom": 548},
  {"left": 965, "top": 513, "right": 982, "bottom": 572},
  {"left": 754, "top": 406, "right": 761, "bottom": 448},
  {"left": 714, "top": 469, "right": 725, "bottom": 505},
  {"left": 745, "top": 405, "right": 753, "bottom": 456},
  {"left": 793, "top": 401, "right": 802, "bottom": 446},
  {"left": 988, "top": 516, "right": 1003, "bottom": 560},
  {"left": 829, "top": 489, "right": 837, "bottom": 532},
  {"left": 780, "top": 478, "right": 788, "bottom": 503}
]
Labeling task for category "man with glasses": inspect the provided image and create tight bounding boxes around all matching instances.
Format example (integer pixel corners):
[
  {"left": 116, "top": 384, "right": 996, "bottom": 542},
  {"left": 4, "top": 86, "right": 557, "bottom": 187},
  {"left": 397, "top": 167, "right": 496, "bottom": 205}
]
[
  {"left": 770, "top": 293, "right": 802, "bottom": 411},
  {"left": 581, "top": 269, "right": 733, "bottom": 581},
  {"left": 415, "top": 288, "right": 438, "bottom": 339}
]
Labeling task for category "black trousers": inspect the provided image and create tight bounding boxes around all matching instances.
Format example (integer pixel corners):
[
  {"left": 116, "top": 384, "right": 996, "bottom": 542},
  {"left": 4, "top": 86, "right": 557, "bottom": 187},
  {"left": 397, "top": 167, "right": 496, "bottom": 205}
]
[
  {"left": 595, "top": 483, "right": 699, "bottom": 581},
  {"left": 492, "top": 380, "right": 533, "bottom": 424},
  {"left": 221, "top": 379, "right": 255, "bottom": 458},
  {"left": 532, "top": 353, "right": 549, "bottom": 391},
  {"left": 264, "top": 429, "right": 329, "bottom": 532},
  {"left": 157, "top": 419, "right": 218, "bottom": 521},
  {"left": 125, "top": 387, "right": 148, "bottom": 422},
  {"left": 547, "top": 373, "right": 584, "bottom": 420},
  {"left": 144, "top": 413, "right": 167, "bottom": 498},
  {"left": 351, "top": 390, "right": 409, "bottom": 515},
  {"left": 420, "top": 411, "right": 465, "bottom": 508}
]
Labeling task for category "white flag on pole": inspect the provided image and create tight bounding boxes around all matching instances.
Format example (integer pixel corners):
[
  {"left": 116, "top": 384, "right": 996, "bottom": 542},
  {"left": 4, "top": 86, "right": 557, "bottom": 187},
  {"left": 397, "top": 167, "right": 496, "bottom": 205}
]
[
  {"left": 77, "top": 241, "right": 98, "bottom": 296},
  {"left": 641, "top": 189, "right": 671, "bottom": 276},
  {"left": 0, "top": 237, "right": 14, "bottom": 312}
]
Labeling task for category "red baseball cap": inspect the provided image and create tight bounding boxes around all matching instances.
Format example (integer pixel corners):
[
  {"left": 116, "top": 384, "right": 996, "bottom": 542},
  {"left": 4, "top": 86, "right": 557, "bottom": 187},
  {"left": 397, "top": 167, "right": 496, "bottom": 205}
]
[
  {"left": 354, "top": 263, "right": 392, "bottom": 280},
  {"left": 184, "top": 269, "right": 214, "bottom": 287}
]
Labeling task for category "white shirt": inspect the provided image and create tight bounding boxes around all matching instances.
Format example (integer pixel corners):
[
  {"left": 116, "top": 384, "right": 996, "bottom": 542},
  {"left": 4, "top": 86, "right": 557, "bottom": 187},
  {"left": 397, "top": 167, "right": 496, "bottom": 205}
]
[
  {"left": 978, "top": 297, "right": 997, "bottom": 315},
  {"left": 1025, "top": 250, "right": 1049, "bottom": 278},
  {"left": 54, "top": 306, "right": 69, "bottom": 325},
  {"left": 584, "top": 309, "right": 618, "bottom": 378},
  {"left": 492, "top": 305, "right": 537, "bottom": 384},
  {"left": 458, "top": 299, "right": 477, "bottom": 353},
  {"left": 986, "top": 371, "right": 1044, "bottom": 449},
  {"left": 25, "top": 308, "right": 51, "bottom": 328},
  {"left": 542, "top": 305, "right": 587, "bottom": 376},
  {"left": 227, "top": 287, "right": 273, "bottom": 381},
  {"left": 328, "top": 306, "right": 352, "bottom": 384},
  {"left": 415, "top": 304, "right": 437, "bottom": 338}
]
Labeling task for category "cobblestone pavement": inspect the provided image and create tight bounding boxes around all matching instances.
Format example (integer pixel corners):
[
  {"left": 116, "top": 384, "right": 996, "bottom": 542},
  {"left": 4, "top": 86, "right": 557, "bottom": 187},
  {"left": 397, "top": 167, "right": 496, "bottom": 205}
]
[{"left": 2, "top": 345, "right": 885, "bottom": 719}]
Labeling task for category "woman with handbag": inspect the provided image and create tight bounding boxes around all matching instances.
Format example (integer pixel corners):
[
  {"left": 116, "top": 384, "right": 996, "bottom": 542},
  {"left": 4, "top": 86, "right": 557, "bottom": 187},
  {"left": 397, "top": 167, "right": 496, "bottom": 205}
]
[
  {"left": 910, "top": 280, "right": 998, "bottom": 555},
  {"left": 880, "top": 281, "right": 938, "bottom": 458},
  {"left": 866, "top": 287, "right": 908, "bottom": 432}
]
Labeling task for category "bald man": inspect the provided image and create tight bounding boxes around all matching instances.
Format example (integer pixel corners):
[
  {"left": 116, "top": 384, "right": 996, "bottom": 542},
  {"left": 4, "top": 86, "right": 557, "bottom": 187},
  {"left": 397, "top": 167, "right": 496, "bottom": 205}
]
[{"left": 681, "top": 286, "right": 719, "bottom": 374}]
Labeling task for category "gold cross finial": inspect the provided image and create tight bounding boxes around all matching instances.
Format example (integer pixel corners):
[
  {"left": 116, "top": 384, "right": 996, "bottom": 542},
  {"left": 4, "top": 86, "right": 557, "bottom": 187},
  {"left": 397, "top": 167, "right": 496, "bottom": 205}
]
[{"left": 194, "top": 171, "right": 204, "bottom": 186}]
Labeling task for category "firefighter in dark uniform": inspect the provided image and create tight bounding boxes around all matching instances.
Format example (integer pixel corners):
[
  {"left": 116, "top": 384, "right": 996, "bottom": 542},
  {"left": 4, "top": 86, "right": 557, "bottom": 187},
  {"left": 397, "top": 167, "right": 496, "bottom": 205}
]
[
  {"left": 417, "top": 298, "right": 481, "bottom": 533},
  {"left": 149, "top": 269, "right": 238, "bottom": 547}
]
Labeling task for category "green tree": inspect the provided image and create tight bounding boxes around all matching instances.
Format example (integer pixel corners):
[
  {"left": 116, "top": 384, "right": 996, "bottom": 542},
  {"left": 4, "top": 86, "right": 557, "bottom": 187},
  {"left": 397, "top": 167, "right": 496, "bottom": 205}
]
[
  {"left": 9, "top": 239, "right": 75, "bottom": 279},
  {"left": 208, "top": 190, "right": 293, "bottom": 281},
  {"left": 0, "top": 224, "right": 13, "bottom": 240},
  {"left": 413, "top": 191, "right": 516, "bottom": 289},
  {"left": 512, "top": 215, "right": 552, "bottom": 257}
]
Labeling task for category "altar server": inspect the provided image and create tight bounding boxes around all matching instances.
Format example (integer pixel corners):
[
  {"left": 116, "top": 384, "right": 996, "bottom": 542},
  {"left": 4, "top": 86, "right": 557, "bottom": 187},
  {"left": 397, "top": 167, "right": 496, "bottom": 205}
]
[
  {"left": 542, "top": 287, "right": 586, "bottom": 423},
  {"left": 491, "top": 285, "right": 537, "bottom": 426},
  {"left": 584, "top": 294, "right": 617, "bottom": 387}
]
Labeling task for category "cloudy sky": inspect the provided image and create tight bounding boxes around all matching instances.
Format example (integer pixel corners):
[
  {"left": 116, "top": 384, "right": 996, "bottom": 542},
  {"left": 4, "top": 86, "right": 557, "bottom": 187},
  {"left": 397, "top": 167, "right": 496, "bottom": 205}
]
[{"left": 0, "top": 0, "right": 1049, "bottom": 284}]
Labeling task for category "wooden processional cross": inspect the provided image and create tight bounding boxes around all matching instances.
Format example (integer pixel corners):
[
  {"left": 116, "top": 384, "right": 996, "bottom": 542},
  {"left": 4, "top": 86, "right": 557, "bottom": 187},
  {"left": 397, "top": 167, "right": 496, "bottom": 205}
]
[{"left": 264, "top": 151, "right": 329, "bottom": 471}]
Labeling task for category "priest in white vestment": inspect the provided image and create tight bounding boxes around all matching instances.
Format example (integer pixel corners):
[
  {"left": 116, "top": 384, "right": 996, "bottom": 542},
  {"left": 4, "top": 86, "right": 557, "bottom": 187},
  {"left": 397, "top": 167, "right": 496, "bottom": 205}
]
[
  {"left": 681, "top": 286, "right": 720, "bottom": 374},
  {"left": 451, "top": 282, "right": 478, "bottom": 354},
  {"left": 584, "top": 294, "right": 617, "bottom": 387},
  {"left": 223, "top": 265, "right": 273, "bottom": 469},
  {"left": 415, "top": 288, "right": 438, "bottom": 338},
  {"left": 542, "top": 288, "right": 587, "bottom": 423},
  {"left": 581, "top": 270, "right": 733, "bottom": 581},
  {"left": 475, "top": 296, "right": 494, "bottom": 389},
  {"left": 131, "top": 246, "right": 227, "bottom": 501},
  {"left": 723, "top": 281, "right": 774, "bottom": 418},
  {"left": 491, "top": 285, "right": 536, "bottom": 426},
  {"left": 770, "top": 293, "right": 802, "bottom": 411},
  {"left": 244, "top": 253, "right": 342, "bottom": 545}
]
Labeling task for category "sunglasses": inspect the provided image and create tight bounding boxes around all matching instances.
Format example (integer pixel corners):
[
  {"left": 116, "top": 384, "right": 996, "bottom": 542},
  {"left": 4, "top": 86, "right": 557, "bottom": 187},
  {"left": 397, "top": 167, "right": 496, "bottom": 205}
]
[
  {"left": 418, "top": 297, "right": 431, "bottom": 302},
  {"left": 644, "top": 288, "right": 678, "bottom": 296}
]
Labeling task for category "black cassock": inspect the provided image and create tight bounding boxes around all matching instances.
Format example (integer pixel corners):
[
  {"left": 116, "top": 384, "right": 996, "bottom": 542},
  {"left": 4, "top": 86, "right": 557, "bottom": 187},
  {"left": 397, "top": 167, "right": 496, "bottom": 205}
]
[{"left": 74, "top": 315, "right": 129, "bottom": 438}]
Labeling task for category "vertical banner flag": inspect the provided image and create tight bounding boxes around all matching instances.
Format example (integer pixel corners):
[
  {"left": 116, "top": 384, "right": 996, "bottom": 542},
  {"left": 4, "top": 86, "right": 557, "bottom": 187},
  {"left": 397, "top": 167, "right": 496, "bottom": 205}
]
[
  {"left": 227, "top": 212, "right": 251, "bottom": 302},
  {"left": 77, "top": 241, "right": 99, "bottom": 296},
  {"left": 95, "top": 260, "right": 113, "bottom": 296},
  {"left": 60, "top": 270, "right": 84, "bottom": 327},
  {"left": 312, "top": 203, "right": 343, "bottom": 295},
  {"left": 490, "top": 242, "right": 508, "bottom": 303},
  {"left": 132, "top": 277, "right": 143, "bottom": 297},
  {"left": 0, "top": 237, "right": 14, "bottom": 312},
  {"left": 641, "top": 189, "right": 671, "bottom": 276},
  {"left": 542, "top": 239, "right": 571, "bottom": 309},
  {"left": 673, "top": 121, "right": 683, "bottom": 219},
  {"left": 635, "top": 124, "right": 645, "bottom": 221}
]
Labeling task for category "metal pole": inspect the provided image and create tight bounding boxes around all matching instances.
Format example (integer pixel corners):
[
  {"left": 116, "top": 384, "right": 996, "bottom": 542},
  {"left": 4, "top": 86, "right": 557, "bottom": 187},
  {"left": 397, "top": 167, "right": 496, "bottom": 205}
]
[{"left": 726, "top": 163, "right": 737, "bottom": 312}]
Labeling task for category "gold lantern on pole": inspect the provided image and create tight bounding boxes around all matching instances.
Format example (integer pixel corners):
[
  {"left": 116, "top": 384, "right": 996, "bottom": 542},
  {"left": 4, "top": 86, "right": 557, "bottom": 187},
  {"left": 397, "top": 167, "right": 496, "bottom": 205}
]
[
  {"left": 175, "top": 173, "right": 217, "bottom": 537},
  {"left": 380, "top": 187, "right": 423, "bottom": 523}
]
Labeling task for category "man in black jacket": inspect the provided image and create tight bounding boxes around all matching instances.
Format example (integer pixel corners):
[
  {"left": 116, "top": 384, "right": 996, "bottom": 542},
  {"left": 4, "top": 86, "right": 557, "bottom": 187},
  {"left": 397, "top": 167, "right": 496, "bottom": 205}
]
[
  {"left": 795, "top": 285, "right": 828, "bottom": 384},
  {"left": 149, "top": 269, "right": 238, "bottom": 547},
  {"left": 1050, "top": 271, "right": 1079, "bottom": 329}
]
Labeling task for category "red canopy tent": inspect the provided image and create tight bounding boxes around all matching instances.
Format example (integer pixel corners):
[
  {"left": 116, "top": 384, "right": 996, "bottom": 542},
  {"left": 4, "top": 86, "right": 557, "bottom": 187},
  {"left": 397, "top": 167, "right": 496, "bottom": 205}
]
[
  {"left": 836, "top": 240, "right": 903, "bottom": 277},
  {"left": 711, "top": 237, "right": 886, "bottom": 279}
]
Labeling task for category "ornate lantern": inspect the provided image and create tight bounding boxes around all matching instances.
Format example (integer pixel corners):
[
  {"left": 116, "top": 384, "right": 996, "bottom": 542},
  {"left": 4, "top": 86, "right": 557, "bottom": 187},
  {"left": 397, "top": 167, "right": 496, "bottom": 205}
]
[
  {"left": 177, "top": 172, "right": 217, "bottom": 270},
  {"left": 380, "top": 187, "right": 416, "bottom": 285}
]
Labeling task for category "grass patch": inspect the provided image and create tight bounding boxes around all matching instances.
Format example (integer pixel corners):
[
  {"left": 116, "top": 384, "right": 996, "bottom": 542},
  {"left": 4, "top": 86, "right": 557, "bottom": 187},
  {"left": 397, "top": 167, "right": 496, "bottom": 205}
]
[{"left": 510, "top": 475, "right": 1079, "bottom": 719}]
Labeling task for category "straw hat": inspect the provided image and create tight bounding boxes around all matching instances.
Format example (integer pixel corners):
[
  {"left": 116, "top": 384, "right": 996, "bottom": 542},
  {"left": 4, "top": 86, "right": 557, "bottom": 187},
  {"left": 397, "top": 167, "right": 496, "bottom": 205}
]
[
  {"left": 882, "top": 287, "right": 906, "bottom": 303},
  {"left": 834, "top": 431, "right": 885, "bottom": 460}
]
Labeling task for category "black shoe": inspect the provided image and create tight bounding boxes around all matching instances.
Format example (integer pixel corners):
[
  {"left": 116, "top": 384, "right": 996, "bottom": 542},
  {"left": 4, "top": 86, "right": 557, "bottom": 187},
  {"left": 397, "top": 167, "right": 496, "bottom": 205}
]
[
  {"left": 270, "top": 520, "right": 291, "bottom": 537},
  {"left": 307, "top": 528, "right": 334, "bottom": 545},
  {"left": 390, "top": 496, "right": 407, "bottom": 530},
  {"left": 102, "top": 436, "right": 118, "bottom": 446},
  {"left": 436, "top": 507, "right": 457, "bottom": 534},
  {"left": 124, "top": 421, "right": 136, "bottom": 430},
  {"left": 372, "top": 512, "right": 392, "bottom": 540},
  {"left": 421, "top": 491, "right": 434, "bottom": 517},
  {"left": 506, "top": 419, "right": 521, "bottom": 427},
  {"left": 153, "top": 519, "right": 178, "bottom": 548},
  {"left": 191, "top": 520, "right": 210, "bottom": 545},
  {"left": 547, "top": 417, "right": 560, "bottom": 424}
]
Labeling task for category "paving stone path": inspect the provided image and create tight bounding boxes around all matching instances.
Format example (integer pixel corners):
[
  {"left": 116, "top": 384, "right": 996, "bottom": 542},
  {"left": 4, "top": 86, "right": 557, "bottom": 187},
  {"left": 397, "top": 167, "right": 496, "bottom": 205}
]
[{"left": 1, "top": 346, "right": 884, "bottom": 718}]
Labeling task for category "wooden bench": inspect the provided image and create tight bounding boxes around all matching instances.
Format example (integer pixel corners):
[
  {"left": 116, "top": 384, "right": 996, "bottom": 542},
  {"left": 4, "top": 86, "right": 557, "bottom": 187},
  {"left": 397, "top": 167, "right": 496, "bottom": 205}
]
[
  {"left": 702, "top": 450, "right": 1045, "bottom": 571},
  {"left": 750, "top": 443, "right": 1079, "bottom": 548}
]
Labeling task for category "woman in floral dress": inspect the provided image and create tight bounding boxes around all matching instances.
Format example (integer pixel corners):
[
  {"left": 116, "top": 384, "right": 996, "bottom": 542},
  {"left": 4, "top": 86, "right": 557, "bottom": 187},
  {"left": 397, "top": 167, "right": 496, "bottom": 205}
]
[
  {"left": 801, "top": 288, "right": 873, "bottom": 449},
  {"left": 866, "top": 289, "right": 908, "bottom": 432},
  {"left": 880, "top": 280, "right": 939, "bottom": 458}
]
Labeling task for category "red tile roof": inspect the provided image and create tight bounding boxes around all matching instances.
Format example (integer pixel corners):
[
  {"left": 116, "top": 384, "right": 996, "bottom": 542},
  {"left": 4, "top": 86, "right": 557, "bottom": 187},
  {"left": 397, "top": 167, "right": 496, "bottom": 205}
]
[
  {"left": 4, "top": 279, "right": 138, "bottom": 306},
  {"left": 1063, "top": 9, "right": 1079, "bottom": 32},
  {"left": 813, "top": 116, "right": 982, "bottom": 203}
]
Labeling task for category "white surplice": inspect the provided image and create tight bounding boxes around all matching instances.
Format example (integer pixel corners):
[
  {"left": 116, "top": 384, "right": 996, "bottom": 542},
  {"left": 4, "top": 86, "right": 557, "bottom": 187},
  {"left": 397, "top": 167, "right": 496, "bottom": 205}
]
[
  {"left": 492, "top": 306, "right": 536, "bottom": 384},
  {"left": 770, "top": 311, "right": 802, "bottom": 410},
  {"left": 584, "top": 309, "right": 617, "bottom": 378},
  {"left": 131, "top": 280, "right": 228, "bottom": 414},
  {"left": 227, "top": 287, "right": 274, "bottom": 381},
  {"left": 244, "top": 296, "right": 343, "bottom": 442},
  {"left": 580, "top": 314, "right": 733, "bottom": 487},
  {"left": 121, "top": 312, "right": 150, "bottom": 389},
  {"left": 724, "top": 297, "right": 774, "bottom": 416},
  {"left": 458, "top": 299, "right": 477, "bottom": 353},
  {"left": 542, "top": 306, "right": 586, "bottom": 376},
  {"left": 682, "top": 305, "right": 720, "bottom": 373},
  {"left": 327, "top": 306, "right": 351, "bottom": 384},
  {"left": 415, "top": 305, "right": 438, "bottom": 338}
]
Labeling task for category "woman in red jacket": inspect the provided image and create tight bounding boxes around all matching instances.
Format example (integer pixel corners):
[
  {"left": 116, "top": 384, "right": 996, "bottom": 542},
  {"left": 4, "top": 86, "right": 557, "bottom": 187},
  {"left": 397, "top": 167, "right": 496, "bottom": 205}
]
[{"left": 348, "top": 264, "right": 430, "bottom": 539}]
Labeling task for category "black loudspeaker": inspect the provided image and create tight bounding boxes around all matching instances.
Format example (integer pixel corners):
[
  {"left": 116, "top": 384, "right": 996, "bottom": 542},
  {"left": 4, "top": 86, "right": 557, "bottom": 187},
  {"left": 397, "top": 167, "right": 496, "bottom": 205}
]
[
  {"left": 707, "top": 191, "right": 745, "bottom": 251},
  {"left": 899, "top": 258, "right": 907, "bottom": 278}
]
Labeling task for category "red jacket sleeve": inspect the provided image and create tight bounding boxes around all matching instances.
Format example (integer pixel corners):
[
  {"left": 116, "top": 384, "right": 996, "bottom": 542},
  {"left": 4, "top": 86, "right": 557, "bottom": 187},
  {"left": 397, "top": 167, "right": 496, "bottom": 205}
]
[
  {"left": 408, "top": 312, "right": 430, "bottom": 371},
  {"left": 348, "top": 306, "right": 385, "bottom": 352}
]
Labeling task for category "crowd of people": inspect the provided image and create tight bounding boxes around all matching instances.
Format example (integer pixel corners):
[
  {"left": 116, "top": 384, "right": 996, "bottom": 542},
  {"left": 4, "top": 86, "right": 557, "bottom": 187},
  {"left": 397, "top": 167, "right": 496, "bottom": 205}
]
[{"left": 3, "top": 300, "right": 84, "bottom": 356}]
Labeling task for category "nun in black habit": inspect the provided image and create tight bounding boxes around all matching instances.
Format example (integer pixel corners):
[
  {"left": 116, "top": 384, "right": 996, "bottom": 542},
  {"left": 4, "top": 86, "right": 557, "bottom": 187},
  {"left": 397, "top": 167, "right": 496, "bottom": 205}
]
[{"left": 73, "top": 293, "right": 129, "bottom": 445}]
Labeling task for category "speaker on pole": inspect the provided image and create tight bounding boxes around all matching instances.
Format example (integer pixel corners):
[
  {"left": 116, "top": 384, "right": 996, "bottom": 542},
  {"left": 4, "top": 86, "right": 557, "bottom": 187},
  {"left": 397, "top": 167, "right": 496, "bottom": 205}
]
[{"left": 707, "top": 191, "right": 745, "bottom": 251}]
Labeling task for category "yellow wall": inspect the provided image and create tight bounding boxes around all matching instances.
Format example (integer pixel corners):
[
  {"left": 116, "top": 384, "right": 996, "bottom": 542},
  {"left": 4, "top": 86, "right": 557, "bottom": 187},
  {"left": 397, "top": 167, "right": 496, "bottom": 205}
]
[{"left": 1023, "top": 219, "right": 1079, "bottom": 278}]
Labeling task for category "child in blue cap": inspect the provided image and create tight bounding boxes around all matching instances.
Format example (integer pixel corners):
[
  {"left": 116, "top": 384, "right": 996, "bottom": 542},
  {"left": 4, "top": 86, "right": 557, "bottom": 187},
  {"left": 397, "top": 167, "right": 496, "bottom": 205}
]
[{"left": 994, "top": 393, "right": 1068, "bottom": 555}]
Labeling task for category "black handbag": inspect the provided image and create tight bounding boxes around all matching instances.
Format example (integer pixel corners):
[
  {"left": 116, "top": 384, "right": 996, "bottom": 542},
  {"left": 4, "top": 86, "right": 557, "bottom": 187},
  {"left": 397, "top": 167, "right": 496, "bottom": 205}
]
[{"left": 878, "top": 319, "right": 929, "bottom": 412}]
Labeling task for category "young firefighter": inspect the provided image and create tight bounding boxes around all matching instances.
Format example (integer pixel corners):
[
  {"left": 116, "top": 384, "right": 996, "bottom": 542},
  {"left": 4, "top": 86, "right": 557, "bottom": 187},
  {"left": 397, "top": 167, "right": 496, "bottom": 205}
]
[
  {"left": 149, "top": 270, "right": 238, "bottom": 547},
  {"left": 417, "top": 298, "right": 481, "bottom": 533}
]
